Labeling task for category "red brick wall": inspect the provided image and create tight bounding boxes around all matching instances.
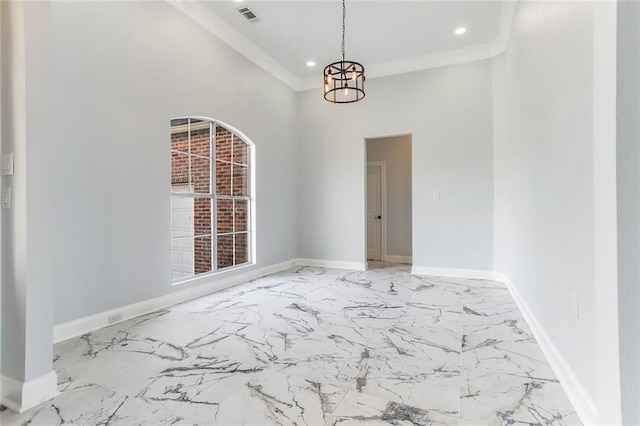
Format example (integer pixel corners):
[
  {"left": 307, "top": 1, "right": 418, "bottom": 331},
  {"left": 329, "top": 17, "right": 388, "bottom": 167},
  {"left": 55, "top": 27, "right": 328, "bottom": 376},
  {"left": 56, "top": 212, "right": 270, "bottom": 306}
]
[{"left": 171, "top": 120, "right": 249, "bottom": 275}]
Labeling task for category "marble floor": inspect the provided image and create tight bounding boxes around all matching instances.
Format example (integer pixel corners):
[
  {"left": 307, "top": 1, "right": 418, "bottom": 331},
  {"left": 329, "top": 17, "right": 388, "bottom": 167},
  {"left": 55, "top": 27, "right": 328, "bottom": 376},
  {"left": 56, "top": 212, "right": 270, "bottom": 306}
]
[{"left": 1, "top": 263, "right": 580, "bottom": 425}]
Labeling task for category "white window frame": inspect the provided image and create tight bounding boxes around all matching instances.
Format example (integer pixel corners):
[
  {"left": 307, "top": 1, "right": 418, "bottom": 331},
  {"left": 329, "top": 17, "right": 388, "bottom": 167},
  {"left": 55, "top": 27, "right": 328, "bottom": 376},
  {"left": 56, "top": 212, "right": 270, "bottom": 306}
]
[{"left": 170, "top": 116, "right": 256, "bottom": 284}]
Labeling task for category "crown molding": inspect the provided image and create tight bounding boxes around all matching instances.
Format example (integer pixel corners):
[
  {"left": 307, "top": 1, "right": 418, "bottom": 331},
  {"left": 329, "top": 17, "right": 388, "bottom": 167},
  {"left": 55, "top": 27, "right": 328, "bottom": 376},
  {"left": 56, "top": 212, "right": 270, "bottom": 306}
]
[
  {"left": 299, "top": 42, "right": 497, "bottom": 91},
  {"left": 299, "top": 2, "right": 517, "bottom": 90},
  {"left": 167, "top": 0, "right": 518, "bottom": 93},
  {"left": 167, "top": 0, "right": 302, "bottom": 90},
  {"left": 495, "top": 0, "right": 518, "bottom": 55}
]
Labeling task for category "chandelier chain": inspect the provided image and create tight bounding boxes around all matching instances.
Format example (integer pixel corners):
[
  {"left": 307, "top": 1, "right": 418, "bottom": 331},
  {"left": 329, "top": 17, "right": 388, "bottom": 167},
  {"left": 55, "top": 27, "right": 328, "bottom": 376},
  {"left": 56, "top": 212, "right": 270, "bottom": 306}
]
[
  {"left": 323, "top": 0, "right": 365, "bottom": 103},
  {"left": 341, "top": 0, "right": 346, "bottom": 62}
]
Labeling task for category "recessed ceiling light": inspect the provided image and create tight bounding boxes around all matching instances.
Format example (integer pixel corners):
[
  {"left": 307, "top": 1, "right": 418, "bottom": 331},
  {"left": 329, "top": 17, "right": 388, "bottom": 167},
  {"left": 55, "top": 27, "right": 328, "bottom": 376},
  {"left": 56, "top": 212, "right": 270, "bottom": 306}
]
[
  {"left": 234, "top": 0, "right": 244, "bottom": 3},
  {"left": 307, "top": 61, "right": 316, "bottom": 67},
  {"left": 455, "top": 27, "right": 467, "bottom": 35}
]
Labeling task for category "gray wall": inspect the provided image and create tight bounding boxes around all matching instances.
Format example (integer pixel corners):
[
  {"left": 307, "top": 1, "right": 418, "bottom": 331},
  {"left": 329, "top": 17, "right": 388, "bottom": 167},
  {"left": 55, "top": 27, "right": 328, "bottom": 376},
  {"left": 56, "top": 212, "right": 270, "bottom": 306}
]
[
  {"left": 0, "top": 0, "right": 4, "bottom": 375},
  {"left": 492, "top": 0, "right": 604, "bottom": 414},
  {"left": 39, "top": 1, "right": 298, "bottom": 325},
  {"left": 1, "top": 0, "right": 56, "bottom": 384},
  {"left": 297, "top": 61, "right": 494, "bottom": 270},
  {"left": 592, "top": 2, "right": 622, "bottom": 422},
  {"left": 617, "top": 1, "right": 640, "bottom": 424},
  {"left": 366, "top": 135, "right": 412, "bottom": 259}
]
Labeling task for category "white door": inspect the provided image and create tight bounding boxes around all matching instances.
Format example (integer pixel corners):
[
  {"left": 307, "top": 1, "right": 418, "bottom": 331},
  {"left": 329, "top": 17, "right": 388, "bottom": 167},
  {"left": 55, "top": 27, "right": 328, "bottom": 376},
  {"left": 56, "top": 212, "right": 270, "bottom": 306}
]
[{"left": 367, "top": 164, "right": 383, "bottom": 261}]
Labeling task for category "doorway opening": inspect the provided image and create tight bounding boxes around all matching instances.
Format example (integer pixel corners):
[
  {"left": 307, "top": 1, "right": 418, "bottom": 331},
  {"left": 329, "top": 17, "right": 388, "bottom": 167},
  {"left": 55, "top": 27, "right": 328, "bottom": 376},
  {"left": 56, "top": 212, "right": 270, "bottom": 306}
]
[{"left": 365, "top": 134, "right": 413, "bottom": 268}]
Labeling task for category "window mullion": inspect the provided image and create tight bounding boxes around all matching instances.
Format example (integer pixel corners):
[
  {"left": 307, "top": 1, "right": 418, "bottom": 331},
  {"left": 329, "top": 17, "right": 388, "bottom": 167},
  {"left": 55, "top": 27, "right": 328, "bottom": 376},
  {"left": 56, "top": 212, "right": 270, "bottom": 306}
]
[
  {"left": 187, "top": 119, "right": 194, "bottom": 277},
  {"left": 187, "top": 119, "right": 192, "bottom": 193},
  {"left": 211, "top": 121, "right": 217, "bottom": 272},
  {"left": 216, "top": 195, "right": 250, "bottom": 201},
  {"left": 231, "top": 133, "right": 234, "bottom": 198},
  {"left": 231, "top": 133, "right": 235, "bottom": 266}
]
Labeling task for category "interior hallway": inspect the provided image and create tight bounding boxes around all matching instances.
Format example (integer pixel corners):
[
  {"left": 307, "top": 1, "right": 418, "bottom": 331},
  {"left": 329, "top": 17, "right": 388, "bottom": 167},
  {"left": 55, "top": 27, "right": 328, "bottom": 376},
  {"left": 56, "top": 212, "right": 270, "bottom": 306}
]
[{"left": 1, "top": 264, "right": 578, "bottom": 425}]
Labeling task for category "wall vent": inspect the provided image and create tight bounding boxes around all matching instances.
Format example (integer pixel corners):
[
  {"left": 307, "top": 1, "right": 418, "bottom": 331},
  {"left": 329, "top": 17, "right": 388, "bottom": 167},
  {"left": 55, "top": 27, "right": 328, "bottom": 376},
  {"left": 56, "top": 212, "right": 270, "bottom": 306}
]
[{"left": 238, "top": 7, "right": 259, "bottom": 22}]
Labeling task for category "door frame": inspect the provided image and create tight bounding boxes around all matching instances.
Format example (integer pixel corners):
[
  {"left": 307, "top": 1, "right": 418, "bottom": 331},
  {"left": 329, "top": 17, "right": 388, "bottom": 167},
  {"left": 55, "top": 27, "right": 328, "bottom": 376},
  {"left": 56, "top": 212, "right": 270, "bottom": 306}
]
[{"left": 366, "top": 161, "right": 387, "bottom": 263}]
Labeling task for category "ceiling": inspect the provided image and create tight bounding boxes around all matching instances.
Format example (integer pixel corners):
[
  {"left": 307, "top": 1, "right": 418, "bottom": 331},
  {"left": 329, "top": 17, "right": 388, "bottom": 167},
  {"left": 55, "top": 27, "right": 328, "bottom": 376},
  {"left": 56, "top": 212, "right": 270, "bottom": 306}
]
[{"left": 170, "top": 1, "right": 516, "bottom": 91}]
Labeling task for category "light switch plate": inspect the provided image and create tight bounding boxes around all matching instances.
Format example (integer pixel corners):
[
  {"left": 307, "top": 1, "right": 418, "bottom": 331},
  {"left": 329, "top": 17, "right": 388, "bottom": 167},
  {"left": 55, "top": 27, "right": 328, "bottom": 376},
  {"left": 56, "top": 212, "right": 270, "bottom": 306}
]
[
  {"left": 1, "top": 153, "right": 14, "bottom": 176},
  {"left": 2, "top": 187, "right": 11, "bottom": 209}
]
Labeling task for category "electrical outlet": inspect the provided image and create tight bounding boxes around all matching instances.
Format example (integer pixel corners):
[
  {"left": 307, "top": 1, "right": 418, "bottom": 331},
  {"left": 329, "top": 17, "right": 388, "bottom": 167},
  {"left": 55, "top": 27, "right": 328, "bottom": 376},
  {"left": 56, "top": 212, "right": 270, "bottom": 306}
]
[
  {"left": 433, "top": 190, "right": 441, "bottom": 200},
  {"left": 108, "top": 313, "right": 123, "bottom": 324},
  {"left": 2, "top": 187, "right": 11, "bottom": 209},
  {"left": 1, "top": 153, "right": 14, "bottom": 176},
  {"left": 572, "top": 293, "right": 579, "bottom": 319}
]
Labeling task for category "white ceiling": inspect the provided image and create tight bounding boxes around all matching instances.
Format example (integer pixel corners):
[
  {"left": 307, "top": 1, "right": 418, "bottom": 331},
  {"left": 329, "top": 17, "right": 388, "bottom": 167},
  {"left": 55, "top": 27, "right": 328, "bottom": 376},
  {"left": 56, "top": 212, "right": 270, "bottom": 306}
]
[{"left": 170, "top": 1, "right": 516, "bottom": 91}]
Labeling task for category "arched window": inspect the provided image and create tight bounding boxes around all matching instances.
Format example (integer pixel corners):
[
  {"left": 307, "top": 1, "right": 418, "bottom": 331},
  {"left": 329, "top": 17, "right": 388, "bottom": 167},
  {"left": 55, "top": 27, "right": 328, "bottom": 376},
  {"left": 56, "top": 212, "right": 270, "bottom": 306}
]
[{"left": 170, "top": 117, "right": 254, "bottom": 282}]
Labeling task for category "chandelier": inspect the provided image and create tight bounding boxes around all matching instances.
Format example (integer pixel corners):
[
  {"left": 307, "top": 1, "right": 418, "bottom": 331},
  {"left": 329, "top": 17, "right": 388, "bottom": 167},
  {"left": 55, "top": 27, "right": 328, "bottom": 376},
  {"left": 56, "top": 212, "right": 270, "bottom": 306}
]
[{"left": 323, "top": 0, "right": 365, "bottom": 103}]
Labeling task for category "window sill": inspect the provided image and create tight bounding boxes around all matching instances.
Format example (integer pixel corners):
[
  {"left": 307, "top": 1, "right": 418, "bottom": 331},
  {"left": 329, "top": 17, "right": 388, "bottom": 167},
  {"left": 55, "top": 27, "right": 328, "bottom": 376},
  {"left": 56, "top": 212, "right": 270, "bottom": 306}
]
[{"left": 171, "top": 262, "right": 254, "bottom": 286}]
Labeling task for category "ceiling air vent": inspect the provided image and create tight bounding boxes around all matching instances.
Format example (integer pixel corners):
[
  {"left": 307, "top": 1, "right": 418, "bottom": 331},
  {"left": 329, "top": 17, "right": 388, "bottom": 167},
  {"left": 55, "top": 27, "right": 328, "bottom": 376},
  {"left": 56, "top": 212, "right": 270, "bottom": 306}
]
[{"left": 237, "top": 7, "right": 259, "bottom": 23}]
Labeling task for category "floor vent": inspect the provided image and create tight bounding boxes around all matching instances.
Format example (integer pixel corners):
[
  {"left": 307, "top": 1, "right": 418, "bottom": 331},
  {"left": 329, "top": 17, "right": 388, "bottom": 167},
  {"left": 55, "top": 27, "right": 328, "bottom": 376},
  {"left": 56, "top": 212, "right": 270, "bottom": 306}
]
[{"left": 238, "top": 7, "right": 259, "bottom": 22}]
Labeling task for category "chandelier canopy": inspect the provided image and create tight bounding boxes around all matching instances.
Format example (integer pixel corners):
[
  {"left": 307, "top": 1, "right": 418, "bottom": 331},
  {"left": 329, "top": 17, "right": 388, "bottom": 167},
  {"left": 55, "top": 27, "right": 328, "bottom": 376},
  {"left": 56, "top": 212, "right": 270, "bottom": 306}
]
[{"left": 323, "top": 0, "right": 365, "bottom": 103}]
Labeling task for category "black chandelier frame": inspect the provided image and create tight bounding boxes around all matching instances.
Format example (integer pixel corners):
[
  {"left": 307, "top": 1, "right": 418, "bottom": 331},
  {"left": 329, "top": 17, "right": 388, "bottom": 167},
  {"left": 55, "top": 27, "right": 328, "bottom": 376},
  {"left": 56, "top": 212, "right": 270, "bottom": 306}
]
[
  {"left": 323, "top": 0, "right": 366, "bottom": 104},
  {"left": 323, "top": 60, "right": 366, "bottom": 104}
]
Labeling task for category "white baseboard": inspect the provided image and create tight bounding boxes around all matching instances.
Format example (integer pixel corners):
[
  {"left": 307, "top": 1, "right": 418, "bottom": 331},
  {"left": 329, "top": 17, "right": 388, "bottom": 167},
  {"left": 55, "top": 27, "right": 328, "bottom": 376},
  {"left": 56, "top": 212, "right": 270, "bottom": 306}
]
[
  {"left": 53, "top": 259, "right": 297, "bottom": 344},
  {"left": 493, "top": 272, "right": 597, "bottom": 426},
  {"left": 384, "top": 255, "right": 412, "bottom": 264},
  {"left": 294, "top": 258, "right": 366, "bottom": 271},
  {"left": 411, "top": 265, "right": 495, "bottom": 280},
  {"left": 1, "top": 371, "right": 59, "bottom": 413}
]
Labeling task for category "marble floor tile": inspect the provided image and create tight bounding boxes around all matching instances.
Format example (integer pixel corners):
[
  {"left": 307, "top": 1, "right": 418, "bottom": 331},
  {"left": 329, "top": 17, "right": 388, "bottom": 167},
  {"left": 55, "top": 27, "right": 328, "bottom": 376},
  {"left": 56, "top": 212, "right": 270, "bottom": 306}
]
[
  {"left": 1, "top": 263, "right": 580, "bottom": 425},
  {"left": 0, "top": 371, "right": 194, "bottom": 426},
  {"left": 329, "top": 390, "right": 457, "bottom": 425},
  {"left": 214, "top": 370, "right": 347, "bottom": 425},
  {"left": 459, "top": 278, "right": 578, "bottom": 425},
  {"left": 459, "top": 374, "right": 580, "bottom": 426}
]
